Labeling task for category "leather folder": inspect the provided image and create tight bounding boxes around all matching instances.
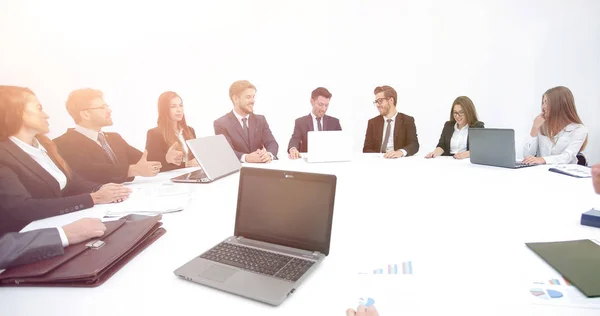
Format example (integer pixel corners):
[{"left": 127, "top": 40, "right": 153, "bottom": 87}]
[{"left": 0, "top": 214, "right": 166, "bottom": 287}]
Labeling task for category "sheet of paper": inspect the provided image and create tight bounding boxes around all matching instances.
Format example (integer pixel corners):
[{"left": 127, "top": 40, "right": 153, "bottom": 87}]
[
  {"left": 528, "top": 276, "right": 600, "bottom": 309},
  {"left": 550, "top": 164, "right": 592, "bottom": 178},
  {"left": 103, "top": 184, "right": 191, "bottom": 217},
  {"left": 19, "top": 207, "right": 108, "bottom": 233}
]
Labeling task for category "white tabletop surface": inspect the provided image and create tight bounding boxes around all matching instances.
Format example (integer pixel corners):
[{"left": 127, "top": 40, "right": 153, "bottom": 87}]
[{"left": 2, "top": 154, "right": 599, "bottom": 316}]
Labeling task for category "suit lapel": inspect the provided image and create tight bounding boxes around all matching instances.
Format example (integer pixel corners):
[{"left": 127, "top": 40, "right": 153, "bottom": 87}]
[
  {"left": 1, "top": 140, "right": 62, "bottom": 197},
  {"left": 249, "top": 114, "right": 257, "bottom": 150},
  {"left": 393, "top": 114, "right": 403, "bottom": 147},
  {"left": 228, "top": 111, "right": 250, "bottom": 150},
  {"left": 307, "top": 114, "right": 314, "bottom": 132},
  {"left": 374, "top": 116, "right": 384, "bottom": 150},
  {"left": 68, "top": 129, "right": 112, "bottom": 163}
]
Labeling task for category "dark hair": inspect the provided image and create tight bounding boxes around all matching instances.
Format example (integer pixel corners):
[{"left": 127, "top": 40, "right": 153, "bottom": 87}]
[
  {"left": 65, "top": 88, "right": 104, "bottom": 123},
  {"left": 157, "top": 91, "right": 194, "bottom": 160},
  {"left": 373, "top": 85, "right": 397, "bottom": 106},
  {"left": 449, "top": 96, "right": 480, "bottom": 127},
  {"left": 0, "top": 86, "right": 71, "bottom": 177},
  {"left": 311, "top": 87, "right": 332, "bottom": 100}
]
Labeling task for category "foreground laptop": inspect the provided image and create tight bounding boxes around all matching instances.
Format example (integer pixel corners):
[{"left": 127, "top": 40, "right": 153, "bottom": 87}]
[
  {"left": 469, "top": 128, "right": 535, "bottom": 169},
  {"left": 170, "top": 134, "right": 241, "bottom": 183},
  {"left": 174, "top": 167, "right": 337, "bottom": 305},
  {"left": 305, "top": 130, "right": 352, "bottom": 163}
]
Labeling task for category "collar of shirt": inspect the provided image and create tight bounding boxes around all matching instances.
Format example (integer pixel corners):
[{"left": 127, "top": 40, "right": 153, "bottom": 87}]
[
  {"left": 9, "top": 136, "right": 47, "bottom": 157},
  {"left": 454, "top": 122, "right": 469, "bottom": 132},
  {"left": 383, "top": 112, "right": 398, "bottom": 123},
  {"left": 75, "top": 125, "right": 103, "bottom": 143},
  {"left": 232, "top": 109, "right": 250, "bottom": 126}
]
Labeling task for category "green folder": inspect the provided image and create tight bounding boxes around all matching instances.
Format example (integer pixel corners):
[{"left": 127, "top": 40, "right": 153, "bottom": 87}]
[{"left": 526, "top": 239, "right": 600, "bottom": 297}]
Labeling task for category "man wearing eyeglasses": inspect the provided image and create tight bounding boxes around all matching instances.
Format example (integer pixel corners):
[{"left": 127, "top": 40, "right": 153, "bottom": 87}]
[
  {"left": 363, "top": 85, "right": 419, "bottom": 158},
  {"left": 54, "top": 88, "right": 162, "bottom": 184}
]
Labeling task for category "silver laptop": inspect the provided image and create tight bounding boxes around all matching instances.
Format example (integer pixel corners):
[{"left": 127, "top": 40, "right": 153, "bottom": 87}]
[
  {"left": 170, "top": 134, "right": 241, "bottom": 183},
  {"left": 304, "top": 130, "right": 352, "bottom": 163},
  {"left": 174, "top": 167, "right": 337, "bottom": 305},
  {"left": 469, "top": 128, "right": 535, "bottom": 169}
]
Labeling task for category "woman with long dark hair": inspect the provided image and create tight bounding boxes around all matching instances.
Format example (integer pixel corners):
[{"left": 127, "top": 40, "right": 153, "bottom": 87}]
[{"left": 145, "top": 91, "right": 198, "bottom": 172}]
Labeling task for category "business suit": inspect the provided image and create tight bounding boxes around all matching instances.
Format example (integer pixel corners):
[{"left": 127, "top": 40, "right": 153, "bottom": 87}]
[
  {"left": 53, "top": 129, "right": 143, "bottom": 184},
  {"left": 145, "top": 127, "right": 197, "bottom": 172},
  {"left": 0, "top": 229, "right": 64, "bottom": 269},
  {"left": 0, "top": 140, "right": 98, "bottom": 236},
  {"left": 287, "top": 114, "right": 342, "bottom": 153},
  {"left": 362, "top": 112, "right": 420, "bottom": 156},
  {"left": 214, "top": 111, "right": 279, "bottom": 160},
  {"left": 436, "top": 121, "right": 485, "bottom": 156}
]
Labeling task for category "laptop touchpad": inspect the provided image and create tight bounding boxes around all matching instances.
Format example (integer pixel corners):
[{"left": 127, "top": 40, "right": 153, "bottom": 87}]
[{"left": 200, "top": 265, "right": 238, "bottom": 283}]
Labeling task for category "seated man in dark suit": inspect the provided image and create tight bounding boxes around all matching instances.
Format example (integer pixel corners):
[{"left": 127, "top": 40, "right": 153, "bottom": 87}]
[
  {"left": 214, "top": 80, "right": 279, "bottom": 163},
  {"left": 287, "top": 87, "right": 342, "bottom": 159},
  {"left": 54, "top": 88, "right": 162, "bottom": 184},
  {"left": 0, "top": 218, "right": 106, "bottom": 270},
  {"left": 363, "top": 85, "right": 419, "bottom": 158}
]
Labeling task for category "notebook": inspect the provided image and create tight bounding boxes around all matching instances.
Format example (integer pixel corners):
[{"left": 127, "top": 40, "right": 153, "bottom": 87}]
[
  {"left": 526, "top": 239, "right": 600, "bottom": 297},
  {"left": 170, "top": 134, "right": 241, "bottom": 183},
  {"left": 305, "top": 130, "right": 352, "bottom": 163},
  {"left": 174, "top": 167, "right": 337, "bottom": 305},
  {"left": 469, "top": 128, "right": 535, "bottom": 169}
]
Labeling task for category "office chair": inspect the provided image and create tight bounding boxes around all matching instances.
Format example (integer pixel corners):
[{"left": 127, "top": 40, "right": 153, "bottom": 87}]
[{"left": 576, "top": 152, "right": 588, "bottom": 166}]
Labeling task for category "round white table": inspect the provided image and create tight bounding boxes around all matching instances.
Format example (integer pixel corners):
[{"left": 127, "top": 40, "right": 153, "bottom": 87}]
[{"left": 2, "top": 154, "right": 599, "bottom": 316}]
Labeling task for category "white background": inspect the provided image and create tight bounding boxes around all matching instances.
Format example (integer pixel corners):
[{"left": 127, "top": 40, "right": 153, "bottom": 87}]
[{"left": 1, "top": 0, "right": 598, "bottom": 163}]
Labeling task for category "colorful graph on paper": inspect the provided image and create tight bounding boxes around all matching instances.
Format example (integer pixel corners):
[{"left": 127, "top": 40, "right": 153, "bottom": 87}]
[
  {"left": 532, "top": 277, "right": 572, "bottom": 286},
  {"left": 359, "top": 261, "right": 413, "bottom": 275}
]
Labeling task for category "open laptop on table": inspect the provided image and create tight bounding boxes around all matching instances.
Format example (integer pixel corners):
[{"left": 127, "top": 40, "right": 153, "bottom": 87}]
[
  {"left": 469, "top": 128, "right": 535, "bottom": 169},
  {"left": 170, "top": 134, "right": 241, "bottom": 183},
  {"left": 304, "top": 130, "right": 352, "bottom": 163},
  {"left": 174, "top": 167, "right": 337, "bottom": 306}
]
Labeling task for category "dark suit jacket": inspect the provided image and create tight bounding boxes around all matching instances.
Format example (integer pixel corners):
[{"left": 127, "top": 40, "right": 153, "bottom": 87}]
[
  {"left": 145, "top": 127, "right": 197, "bottom": 172},
  {"left": 53, "top": 129, "right": 143, "bottom": 184},
  {"left": 0, "top": 140, "right": 97, "bottom": 236},
  {"left": 0, "top": 228, "right": 64, "bottom": 269},
  {"left": 214, "top": 111, "right": 279, "bottom": 160},
  {"left": 362, "top": 112, "right": 419, "bottom": 156},
  {"left": 436, "top": 121, "right": 485, "bottom": 156},
  {"left": 287, "top": 114, "right": 342, "bottom": 153}
]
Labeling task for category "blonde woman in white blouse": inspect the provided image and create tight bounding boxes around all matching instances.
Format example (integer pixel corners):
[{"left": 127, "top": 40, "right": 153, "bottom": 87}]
[{"left": 523, "top": 86, "right": 588, "bottom": 165}]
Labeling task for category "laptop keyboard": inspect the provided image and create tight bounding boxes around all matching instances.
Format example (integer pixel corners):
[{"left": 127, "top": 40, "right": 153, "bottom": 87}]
[{"left": 200, "top": 242, "right": 315, "bottom": 282}]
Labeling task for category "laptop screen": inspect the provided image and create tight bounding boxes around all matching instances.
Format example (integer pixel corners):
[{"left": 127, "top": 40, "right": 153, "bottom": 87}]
[{"left": 234, "top": 167, "right": 336, "bottom": 256}]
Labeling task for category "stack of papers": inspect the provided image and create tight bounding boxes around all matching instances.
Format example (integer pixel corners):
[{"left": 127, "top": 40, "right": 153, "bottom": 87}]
[{"left": 104, "top": 183, "right": 192, "bottom": 218}]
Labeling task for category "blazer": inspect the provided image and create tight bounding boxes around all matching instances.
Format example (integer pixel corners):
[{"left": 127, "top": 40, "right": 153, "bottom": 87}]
[
  {"left": 0, "top": 228, "right": 64, "bottom": 269},
  {"left": 53, "top": 129, "right": 143, "bottom": 184},
  {"left": 362, "top": 112, "right": 420, "bottom": 156},
  {"left": 0, "top": 140, "right": 97, "bottom": 236},
  {"left": 436, "top": 121, "right": 485, "bottom": 156},
  {"left": 287, "top": 114, "right": 342, "bottom": 153},
  {"left": 214, "top": 111, "right": 279, "bottom": 160},
  {"left": 145, "top": 126, "right": 197, "bottom": 172}
]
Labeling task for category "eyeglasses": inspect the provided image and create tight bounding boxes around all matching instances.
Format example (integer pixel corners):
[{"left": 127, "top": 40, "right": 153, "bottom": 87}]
[
  {"left": 83, "top": 104, "right": 111, "bottom": 111},
  {"left": 373, "top": 97, "right": 389, "bottom": 105},
  {"left": 453, "top": 111, "right": 465, "bottom": 117}
]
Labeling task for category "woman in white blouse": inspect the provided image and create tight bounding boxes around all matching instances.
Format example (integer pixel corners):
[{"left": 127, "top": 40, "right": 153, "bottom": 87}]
[
  {"left": 425, "top": 96, "right": 485, "bottom": 159},
  {"left": 522, "top": 86, "right": 588, "bottom": 165},
  {"left": 0, "top": 86, "right": 132, "bottom": 236}
]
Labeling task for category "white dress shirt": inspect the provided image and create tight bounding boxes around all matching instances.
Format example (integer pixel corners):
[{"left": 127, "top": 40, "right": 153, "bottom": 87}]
[
  {"left": 523, "top": 123, "right": 589, "bottom": 164},
  {"left": 9, "top": 136, "right": 70, "bottom": 247},
  {"left": 75, "top": 125, "right": 103, "bottom": 146},
  {"left": 232, "top": 110, "right": 274, "bottom": 162},
  {"left": 381, "top": 113, "right": 407, "bottom": 157},
  {"left": 449, "top": 123, "right": 469, "bottom": 154}
]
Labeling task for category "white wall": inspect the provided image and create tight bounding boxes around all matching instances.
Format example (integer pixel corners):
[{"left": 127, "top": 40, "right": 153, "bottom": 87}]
[{"left": 1, "top": 0, "right": 599, "bottom": 163}]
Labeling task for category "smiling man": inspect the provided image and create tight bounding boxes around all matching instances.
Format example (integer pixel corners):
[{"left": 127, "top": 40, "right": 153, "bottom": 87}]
[
  {"left": 363, "top": 85, "right": 419, "bottom": 158},
  {"left": 53, "top": 88, "right": 162, "bottom": 184},
  {"left": 287, "top": 87, "right": 342, "bottom": 159},
  {"left": 214, "top": 80, "right": 279, "bottom": 163}
]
